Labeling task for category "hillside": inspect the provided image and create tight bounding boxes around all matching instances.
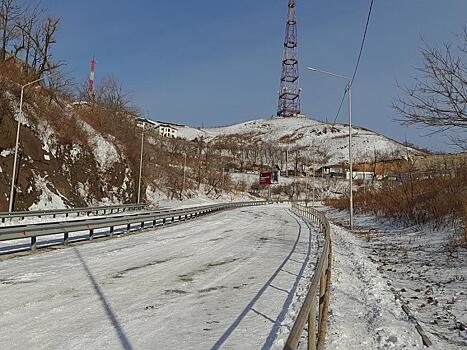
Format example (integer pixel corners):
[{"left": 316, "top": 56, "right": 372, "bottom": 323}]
[
  {"left": 0, "top": 73, "right": 138, "bottom": 210},
  {"left": 176, "top": 117, "right": 425, "bottom": 166},
  {"left": 0, "top": 62, "right": 426, "bottom": 212},
  {"left": 0, "top": 64, "right": 241, "bottom": 211}
]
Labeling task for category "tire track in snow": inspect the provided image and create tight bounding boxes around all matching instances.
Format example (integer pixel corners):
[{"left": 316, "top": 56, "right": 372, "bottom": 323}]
[
  {"left": 259, "top": 210, "right": 313, "bottom": 349},
  {"left": 210, "top": 209, "right": 314, "bottom": 350}
]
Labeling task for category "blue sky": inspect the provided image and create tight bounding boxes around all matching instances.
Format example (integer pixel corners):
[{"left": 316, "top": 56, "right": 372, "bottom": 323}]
[{"left": 46, "top": 0, "right": 467, "bottom": 151}]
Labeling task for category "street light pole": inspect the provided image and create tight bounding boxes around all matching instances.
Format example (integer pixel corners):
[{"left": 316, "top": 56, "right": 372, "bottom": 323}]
[
  {"left": 137, "top": 121, "right": 145, "bottom": 204},
  {"left": 347, "top": 82, "right": 354, "bottom": 230},
  {"left": 9, "top": 77, "right": 45, "bottom": 213},
  {"left": 307, "top": 67, "right": 353, "bottom": 230}
]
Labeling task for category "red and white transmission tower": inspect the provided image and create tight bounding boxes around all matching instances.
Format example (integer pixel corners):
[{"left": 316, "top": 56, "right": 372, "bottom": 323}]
[
  {"left": 88, "top": 57, "right": 96, "bottom": 99},
  {"left": 277, "top": 0, "right": 300, "bottom": 118}
]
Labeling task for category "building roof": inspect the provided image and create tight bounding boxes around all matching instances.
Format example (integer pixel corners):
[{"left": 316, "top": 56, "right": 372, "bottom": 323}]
[
  {"left": 157, "top": 124, "right": 178, "bottom": 130},
  {"left": 156, "top": 120, "right": 186, "bottom": 127}
]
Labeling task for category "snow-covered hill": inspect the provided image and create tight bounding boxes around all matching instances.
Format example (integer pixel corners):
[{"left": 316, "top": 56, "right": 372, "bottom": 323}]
[{"left": 177, "top": 116, "right": 424, "bottom": 165}]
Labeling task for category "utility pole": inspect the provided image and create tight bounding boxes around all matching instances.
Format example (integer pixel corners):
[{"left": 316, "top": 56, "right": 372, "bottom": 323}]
[
  {"left": 137, "top": 121, "right": 145, "bottom": 204},
  {"left": 221, "top": 165, "right": 225, "bottom": 196},
  {"left": 9, "top": 77, "right": 45, "bottom": 213},
  {"left": 312, "top": 141, "right": 316, "bottom": 208},
  {"left": 182, "top": 152, "right": 187, "bottom": 200}
]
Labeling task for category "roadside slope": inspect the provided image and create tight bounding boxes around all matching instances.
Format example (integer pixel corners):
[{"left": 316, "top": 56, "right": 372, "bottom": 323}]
[{"left": 327, "top": 223, "right": 423, "bottom": 349}]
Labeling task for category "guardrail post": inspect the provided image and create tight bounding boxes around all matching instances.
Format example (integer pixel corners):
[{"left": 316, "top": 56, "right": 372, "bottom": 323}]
[
  {"left": 319, "top": 260, "right": 326, "bottom": 320},
  {"left": 109, "top": 226, "right": 114, "bottom": 237},
  {"left": 317, "top": 250, "right": 332, "bottom": 350},
  {"left": 31, "top": 236, "right": 37, "bottom": 251},
  {"left": 308, "top": 297, "right": 317, "bottom": 350},
  {"left": 141, "top": 221, "right": 145, "bottom": 230},
  {"left": 89, "top": 229, "right": 94, "bottom": 240},
  {"left": 163, "top": 218, "right": 166, "bottom": 225},
  {"left": 127, "top": 223, "right": 131, "bottom": 232},
  {"left": 64, "top": 232, "right": 69, "bottom": 245}
]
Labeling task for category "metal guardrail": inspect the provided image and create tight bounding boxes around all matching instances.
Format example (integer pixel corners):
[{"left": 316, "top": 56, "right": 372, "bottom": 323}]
[
  {"left": 0, "top": 201, "right": 268, "bottom": 252},
  {"left": 284, "top": 203, "right": 332, "bottom": 350},
  {"left": 0, "top": 203, "right": 148, "bottom": 223}
]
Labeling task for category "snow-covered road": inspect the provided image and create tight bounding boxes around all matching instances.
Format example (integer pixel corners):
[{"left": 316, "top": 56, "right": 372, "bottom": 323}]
[{"left": 0, "top": 205, "right": 317, "bottom": 350}]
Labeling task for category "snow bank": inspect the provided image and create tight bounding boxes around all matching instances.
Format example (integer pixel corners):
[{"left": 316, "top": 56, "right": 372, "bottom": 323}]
[
  {"left": 36, "top": 120, "right": 57, "bottom": 156},
  {"left": 326, "top": 223, "right": 423, "bottom": 349},
  {"left": 78, "top": 120, "right": 120, "bottom": 171},
  {"left": 28, "top": 175, "right": 68, "bottom": 210},
  {"left": 0, "top": 149, "right": 13, "bottom": 157}
]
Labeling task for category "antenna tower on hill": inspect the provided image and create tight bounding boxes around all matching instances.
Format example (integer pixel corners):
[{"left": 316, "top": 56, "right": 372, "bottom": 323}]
[{"left": 277, "top": 0, "right": 300, "bottom": 118}]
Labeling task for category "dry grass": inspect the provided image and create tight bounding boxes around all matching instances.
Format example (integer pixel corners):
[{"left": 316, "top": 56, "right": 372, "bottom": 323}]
[{"left": 325, "top": 162, "right": 467, "bottom": 239}]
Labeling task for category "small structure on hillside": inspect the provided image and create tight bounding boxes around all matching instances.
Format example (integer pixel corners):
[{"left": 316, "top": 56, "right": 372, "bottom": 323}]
[
  {"left": 319, "top": 165, "right": 347, "bottom": 178},
  {"left": 346, "top": 170, "right": 375, "bottom": 181}
]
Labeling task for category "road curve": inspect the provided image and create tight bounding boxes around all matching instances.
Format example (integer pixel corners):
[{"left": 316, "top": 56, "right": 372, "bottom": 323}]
[{"left": 0, "top": 204, "right": 317, "bottom": 350}]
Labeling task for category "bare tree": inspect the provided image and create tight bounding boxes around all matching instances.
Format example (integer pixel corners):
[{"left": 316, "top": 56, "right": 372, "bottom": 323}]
[
  {"left": 394, "top": 29, "right": 467, "bottom": 149},
  {"left": 11, "top": 2, "right": 42, "bottom": 70},
  {"left": 34, "top": 16, "right": 62, "bottom": 76},
  {"left": 45, "top": 69, "right": 74, "bottom": 105},
  {"left": 94, "top": 75, "right": 133, "bottom": 112},
  {"left": 0, "top": 0, "right": 20, "bottom": 61}
]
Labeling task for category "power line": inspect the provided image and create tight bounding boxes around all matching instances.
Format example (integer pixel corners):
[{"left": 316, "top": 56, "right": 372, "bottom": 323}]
[
  {"left": 332, "top": 0, "right": 375, "bottom": 125},
  {"left": 332, "top": 89, "right": 348, "bottom": 124},
  {"left": 350, "top": 0, "right": 374, "bottom": 85}
]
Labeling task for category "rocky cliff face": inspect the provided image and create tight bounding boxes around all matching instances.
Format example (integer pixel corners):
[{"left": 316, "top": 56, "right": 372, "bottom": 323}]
[{"left": 0, "top": 76, "right": 137, "bottom": 211}]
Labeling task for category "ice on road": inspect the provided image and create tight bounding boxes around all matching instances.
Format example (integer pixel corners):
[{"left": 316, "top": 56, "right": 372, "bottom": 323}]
[{"left": 0, "top": 205, "right": 317, "bottom": 350}]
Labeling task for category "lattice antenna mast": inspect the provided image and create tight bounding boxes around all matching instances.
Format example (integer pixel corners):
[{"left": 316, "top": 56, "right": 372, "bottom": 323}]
[{"left": 277, "top": 0, "right": 300, "bottom": 118}]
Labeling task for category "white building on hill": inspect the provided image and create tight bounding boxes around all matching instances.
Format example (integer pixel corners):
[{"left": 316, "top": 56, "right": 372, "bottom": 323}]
[
  {"left": 136, "top": 117, "right": 181, "bottom": 138},
  {"left": 156, "top": 124, "right": 178, "bottom": 138}
]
